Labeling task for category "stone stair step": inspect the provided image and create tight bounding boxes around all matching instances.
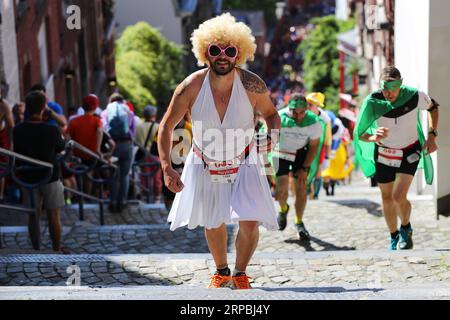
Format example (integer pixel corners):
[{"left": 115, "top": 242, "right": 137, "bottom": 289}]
[
  {"left": 2, "top": 282, "right": 450, "bottom": 300},
  {"left": 1, "top": 250, "right": 449, "bottom": 288}
]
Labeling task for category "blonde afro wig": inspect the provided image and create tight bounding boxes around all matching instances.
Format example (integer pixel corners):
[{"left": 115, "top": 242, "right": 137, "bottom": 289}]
[{"left": 191, "top": 13, "right": 257, "bottom": 67}]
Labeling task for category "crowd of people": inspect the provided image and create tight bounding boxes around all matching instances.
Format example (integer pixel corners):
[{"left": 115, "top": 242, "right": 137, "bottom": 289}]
[{"left": 0, "top": 84, "right": 176, "bottom": 253}]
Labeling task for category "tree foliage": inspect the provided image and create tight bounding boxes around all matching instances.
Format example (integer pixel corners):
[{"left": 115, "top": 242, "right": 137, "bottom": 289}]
[
  {"left": 298, "top": 16, "right": 355, "bottom": 112},
  {"left": 116, "top": 22, "right": 184, "bottom": 115}
]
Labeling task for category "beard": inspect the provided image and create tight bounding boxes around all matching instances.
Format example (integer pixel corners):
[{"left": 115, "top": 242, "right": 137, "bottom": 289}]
[{"left": 210, "top": 59, "right": 236, "bottom": 76}]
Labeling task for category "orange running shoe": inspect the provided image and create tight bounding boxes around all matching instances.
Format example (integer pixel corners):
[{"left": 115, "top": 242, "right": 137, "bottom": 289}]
[
  {"left": 208, "top": 274, "right": 232, "bottom": 288},
  {"left": 232, "top": 273, "right": 252, "bottom": 290}
]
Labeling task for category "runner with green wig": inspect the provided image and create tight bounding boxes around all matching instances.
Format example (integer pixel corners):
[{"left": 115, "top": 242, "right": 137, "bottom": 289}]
[
  {"left": 267, "top": 93, "right": 325, "bottom": 240},
  {"left": 354, "top": 66, "right": 439, "bottom": 251}
]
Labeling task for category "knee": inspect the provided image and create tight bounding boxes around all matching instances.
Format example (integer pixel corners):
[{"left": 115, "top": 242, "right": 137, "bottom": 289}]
[
  {"left": 392, "top": 192, "right": 408, "bottom": 206},
  {"left": 239, "top": 222, "right": 259, "bottom": 237},
  {"left": 381, "top": 193, "right": 394, "bottom": 204},
  {"left": 276, "top": 187, "right": 288, "bottom": 200}
]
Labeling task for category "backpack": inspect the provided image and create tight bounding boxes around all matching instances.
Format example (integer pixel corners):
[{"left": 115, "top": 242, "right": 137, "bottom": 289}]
[{"left": 107, "top": 102, "right": 130, "bottom": 139}]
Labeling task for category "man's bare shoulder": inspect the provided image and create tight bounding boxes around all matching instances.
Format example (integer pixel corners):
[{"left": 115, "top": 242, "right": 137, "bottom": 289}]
[
  {"left": 176, "top": 68, "right": 208, "bottom": 98},
  {"left": 237, "top": 68, "right": 268, "bottom": 94}
]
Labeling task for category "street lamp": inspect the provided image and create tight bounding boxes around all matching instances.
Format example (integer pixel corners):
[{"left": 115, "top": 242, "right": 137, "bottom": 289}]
[{"left": 275, "top": 1, "right": 286, "bottom": 20}]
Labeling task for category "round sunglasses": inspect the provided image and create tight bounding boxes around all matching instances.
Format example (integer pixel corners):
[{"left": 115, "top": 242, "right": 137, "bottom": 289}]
[{"left": 207, "top": 44, "right": 238, "bottom": 59}]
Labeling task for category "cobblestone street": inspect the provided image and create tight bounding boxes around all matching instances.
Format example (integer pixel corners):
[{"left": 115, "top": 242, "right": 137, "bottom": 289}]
[{"left": 1, "top": 177, "right": 450, "bottom": 299}]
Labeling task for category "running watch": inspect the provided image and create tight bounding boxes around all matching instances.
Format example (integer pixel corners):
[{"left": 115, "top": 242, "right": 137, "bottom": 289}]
[{"left": 429, "top": 129, "right": 438, "bottom": 137}]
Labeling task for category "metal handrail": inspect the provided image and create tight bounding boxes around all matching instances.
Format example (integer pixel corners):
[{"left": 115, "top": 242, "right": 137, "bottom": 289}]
[
  {"left": 67, "top": 140, "right": 117, "bottom": 169},
  {"left": 0, "top": 147, "right": 54, "bottom": 190},
  {"left": 59, "top": 140, "right": 118, "bottom": 225},
  {"left": 0, "top": 147, "right": 53, "bottom": 169},
  {"left": 0, "top": 147, "right": 55, "bottom": 250}
]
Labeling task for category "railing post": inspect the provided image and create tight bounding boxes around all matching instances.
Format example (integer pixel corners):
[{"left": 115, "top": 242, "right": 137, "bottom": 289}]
[
  {"left": 99, "top": 183, "right": 105, "bottom": 226},
  {"left": 77, "top": 175, "right": 84, "bottom": 221},
  {"left": 147, "top": 172, "right": 152, "bottom": 204},
  {"left": 28, "top": 189, "right": 41, "bottom": 250}
]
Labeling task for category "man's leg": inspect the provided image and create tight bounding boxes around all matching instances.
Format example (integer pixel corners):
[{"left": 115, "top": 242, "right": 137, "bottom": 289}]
[
  {"left": 205, "top": 224, "right": 228, "bottom": 270},
  {"left": 294, "top": 176, "right": 308, "bottom": 222},
  {"left": 205, "top": 224, "right": 232, "bottom": 288},
  {"left": 46, "top": 208, "right": 62, "bottom": 252},
  {"left": 393, "top": 173, "right": 415, "bottom": 250},
  {"left": 378, "top": 181, "right": 403, "bottom": 250},
  {"left": 392, "top": 173, "right": 415, "bottom": 225},
  {"left": 43, "top": 181, "right": 67, "bottom": 253},
  {"left": 275, "top": 175, "right": 289, "bottom": 231},
  {"left": 275, "top": 175, "right": 289, "bottom": 208},
  {"left": 118, "top": 143, "right": 133, "bottom": 209},
  {"left": 233, "top": 221, "right": 259, "bottom": 289},
  {"left": 378, "top": 182, "right": 397, "bottom": 233},
  {"left": 294, "top": 175, "right": 310, "bottom": 240},
  {"left": 235, "top": 221, "right": 259, "bottom": 273}
]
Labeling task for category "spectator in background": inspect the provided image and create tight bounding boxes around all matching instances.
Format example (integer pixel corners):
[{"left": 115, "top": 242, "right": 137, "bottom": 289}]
[
  {"left": 12, "top": 102, "right": 25, "bottom": 125},
  {"left": 66, "top": 94, "right": 104, "bottom": 196},
  {"left": 29, "top": 84, "right": 67, "bottom": 129},
  {"left": 135, "top": 105, "right": 162, "bottom": 202},
  {"left": 104, "top": 93, "right": 136, "bottom": 213},
  {"left": 0, "top": 84, "right": 14, "bottom": 202},
  {"left": 13, "top": 90, "right": 67, "bottom": 253},
  {"left": 67, "top": 94, "right": 104, "bottom": 159}
]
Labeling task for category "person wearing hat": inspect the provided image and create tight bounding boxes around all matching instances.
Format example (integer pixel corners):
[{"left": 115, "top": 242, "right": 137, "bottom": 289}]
[
  {"left": 67, "top": 94, "right": 104, "bottom": 161},
  {"left": 66, "top": 94, "right": 104, "bottom": 196},
  {"left": 306, "top": 92, "right": 333, "bottom": 200},
  {"left": 271, "top": 93, "right": 325, "bottom": 240},
  {"left": 354, "top": 66, "right": 439, "bottom": 250},
  {"left": 135, "top": 105, "right": 161, "bottom": 201}
]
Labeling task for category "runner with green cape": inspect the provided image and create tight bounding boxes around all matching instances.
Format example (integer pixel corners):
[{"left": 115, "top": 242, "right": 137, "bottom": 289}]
[
  {"left": 273, "top": 107, "right": 326, "bottom": 186},
  {"left": 354, "top": 85, "right": 433, "bottom": 185},
  {"left": 353, "top": 67, "right": 439, "bottom": 251},
  {"left": 260, "top": 93, "right": 325, "bottom": 240}
]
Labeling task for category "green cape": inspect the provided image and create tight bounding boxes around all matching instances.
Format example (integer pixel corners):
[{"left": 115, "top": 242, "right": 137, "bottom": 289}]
[
  {"left": 263, "top": 107, "right": 325, "bottom": 185},
  {"left": 353, "top": 86, "right": 433, "bottom": 184}
]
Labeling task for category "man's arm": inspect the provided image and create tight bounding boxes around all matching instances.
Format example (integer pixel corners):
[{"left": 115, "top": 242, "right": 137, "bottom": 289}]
[
  {"left": 158, "top": 77, "right": 193, "bottom": 192},
  {"left": 96, "top": 126, "right": 103, "bottom": 156},
  {"left": 0, "top": 100, "right": 15, "bottom": 146},
  {"left": 54, "top": 127, "right": 66, "bottom": 153},
  {"left": 304, "top": 138, "right": 320, "bottom": 168},
  {"left": 424, "top": 99, "right": 439, "bottom": 154},
  {"left": 360, "top": 128, "right": 389, "bottom": 143},
  {"left": 240, "top": 69, "right": 281, "bottom": 141},
  {"left": 47, "top": 105, "right": 67, "bottom": 128},
  {"left": 296, "top": 138, "right": 320, "bottom": 185}
]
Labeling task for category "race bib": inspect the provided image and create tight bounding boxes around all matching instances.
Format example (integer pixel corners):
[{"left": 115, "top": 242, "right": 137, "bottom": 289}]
[
  {"left": 273, "top": 148, "right": 296, "bottom": 162},
  {"left": 378, "top": 147, "right": 403, "bottom": 168},
  {"left": 208, "top": 159, "right": 241, "bottom": 183}
]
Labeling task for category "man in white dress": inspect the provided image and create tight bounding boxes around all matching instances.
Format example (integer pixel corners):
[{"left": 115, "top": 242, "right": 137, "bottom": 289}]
[{"left": 158, "top": 13, "right": 281, "bottom": 290}]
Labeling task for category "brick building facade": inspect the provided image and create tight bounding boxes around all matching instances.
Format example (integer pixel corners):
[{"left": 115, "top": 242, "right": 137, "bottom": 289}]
[{"left": 11, "top": 0, "right": 116, "bottom": 112}]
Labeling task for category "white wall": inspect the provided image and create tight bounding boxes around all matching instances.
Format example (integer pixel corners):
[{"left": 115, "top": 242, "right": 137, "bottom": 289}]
[
  {"left": 395, "top": 0, "right": 430, "bottom": 195},
  {"left": 395, "top": 0, "right": 450, "bottom": 214},
  {"left": 429, "top": 0, "right": 450, "bottom": 212},
  {"left": 395, "top": 0, "right": 429, "bottom": 91},
  {"left": 0, "top": 0, "right": 20, "bottom": 103},
  {"left": 115, "top": 0, "right": 183, "bottom": 44}
]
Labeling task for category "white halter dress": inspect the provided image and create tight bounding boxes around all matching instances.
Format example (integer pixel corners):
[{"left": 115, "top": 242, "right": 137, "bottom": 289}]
[{"left": 167, "top": 70, "right": 278, "bottom": 231}]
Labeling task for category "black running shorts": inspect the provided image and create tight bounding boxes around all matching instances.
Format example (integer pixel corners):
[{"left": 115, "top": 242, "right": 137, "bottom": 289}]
[
  {"left": 374, "top": 141, "right": 422, "bottom": 184},
  {"left": 273, "top": 146, "right": 309, "bottom": 177}
]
